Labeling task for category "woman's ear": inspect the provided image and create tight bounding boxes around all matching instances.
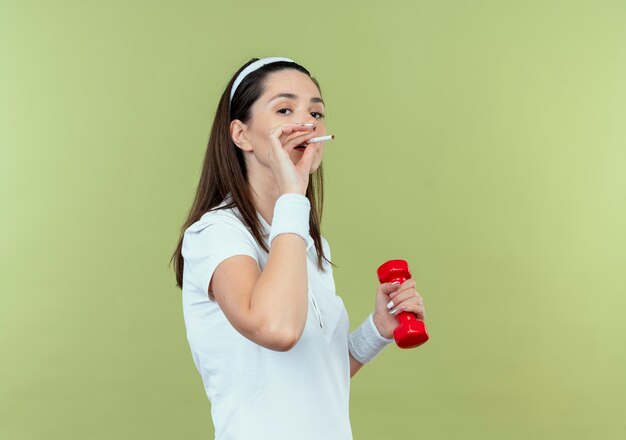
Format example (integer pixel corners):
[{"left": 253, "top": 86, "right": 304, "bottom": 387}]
[{"left": 230, "top": 119, "right": 252, "bottom": 151}]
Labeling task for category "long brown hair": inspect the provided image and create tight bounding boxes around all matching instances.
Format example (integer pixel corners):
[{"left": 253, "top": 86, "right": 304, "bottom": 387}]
[{"left": 170, "top": 58, "right": 336, "bottom": 289}]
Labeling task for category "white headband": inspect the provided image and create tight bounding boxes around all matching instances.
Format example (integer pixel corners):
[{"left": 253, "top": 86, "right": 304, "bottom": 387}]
[{"left": 230, "top": 57, "right": 296, "bottom": 102}]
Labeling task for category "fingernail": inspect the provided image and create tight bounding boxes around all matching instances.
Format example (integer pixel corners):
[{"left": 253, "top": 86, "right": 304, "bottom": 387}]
[
  {"left": 389, "top": 307, "right": 398, "bottom": 315},
  {"left": 386, "top": 300, "right": 394, "bottom": 310},
  {"left": 300, "top": 123, "right": 314, "bottom": 126},
  {"left": 391, "top": 281, "right": 400, "bottom": 285}
]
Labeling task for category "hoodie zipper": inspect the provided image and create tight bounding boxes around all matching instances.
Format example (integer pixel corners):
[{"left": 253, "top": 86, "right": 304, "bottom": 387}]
[{"left": 308, "top": 281, "right": 325, "bottom": 331}]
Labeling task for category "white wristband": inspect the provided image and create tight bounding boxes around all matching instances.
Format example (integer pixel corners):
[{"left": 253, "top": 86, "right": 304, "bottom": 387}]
[
  {"left": 348, "top": 313, "right": 395, "bottom": 364},
  {"left": 269, "top": 193, "right": 312, "bottom": 247}
]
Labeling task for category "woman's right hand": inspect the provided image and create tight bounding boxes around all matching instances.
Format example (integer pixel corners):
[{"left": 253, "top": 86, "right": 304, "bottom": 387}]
[{"left": 267, "top": 123, "right": 321, "bottom": 195}]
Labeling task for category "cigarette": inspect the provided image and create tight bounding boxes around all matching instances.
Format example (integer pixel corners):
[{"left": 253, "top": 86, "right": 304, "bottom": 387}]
[{"left": 308, "top": 135, "right": 335, "bottom": 143}]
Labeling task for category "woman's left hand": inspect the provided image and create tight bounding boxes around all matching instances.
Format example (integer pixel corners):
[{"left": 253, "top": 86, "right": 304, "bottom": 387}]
[{"left": 372, "top": 279, "right": 426, "bottom": 339}]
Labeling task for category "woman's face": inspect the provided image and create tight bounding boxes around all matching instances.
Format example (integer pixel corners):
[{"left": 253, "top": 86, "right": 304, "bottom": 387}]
[{"left": 239, "top": 69, "right": 327, "bottom": 173}]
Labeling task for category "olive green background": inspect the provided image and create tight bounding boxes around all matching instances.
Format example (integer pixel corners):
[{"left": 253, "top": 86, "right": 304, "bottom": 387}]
[{"left": 2, "top": 0, "right": 625, "bottom": 438}]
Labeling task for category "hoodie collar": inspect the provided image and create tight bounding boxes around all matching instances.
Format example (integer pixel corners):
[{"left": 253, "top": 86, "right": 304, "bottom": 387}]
[
  {"left": 257, "top": 207, "right": 314, "bottom": 252},
  {"left": 225, "top": 193, "right": 314, "bottom": 252}
]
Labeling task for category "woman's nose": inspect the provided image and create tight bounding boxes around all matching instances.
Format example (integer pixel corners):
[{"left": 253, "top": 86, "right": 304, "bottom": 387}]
[{"left": 299, "top": 118, "right": 318, "bottom": 129}]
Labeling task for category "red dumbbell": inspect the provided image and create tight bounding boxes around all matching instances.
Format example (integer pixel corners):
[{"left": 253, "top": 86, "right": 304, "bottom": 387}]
[{"left": 377, "top": 259, "right": 429, "bottom": 349}]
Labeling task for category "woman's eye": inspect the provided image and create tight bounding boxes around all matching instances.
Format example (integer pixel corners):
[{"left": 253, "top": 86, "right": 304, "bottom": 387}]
[{"left": 276, "top": 108, "right": 325, "bottom": 118}]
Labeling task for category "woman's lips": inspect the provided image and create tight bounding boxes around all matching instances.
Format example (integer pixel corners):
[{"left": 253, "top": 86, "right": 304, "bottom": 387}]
[{"left": 294, "top": 141, "right": 309, "bottom": 151}]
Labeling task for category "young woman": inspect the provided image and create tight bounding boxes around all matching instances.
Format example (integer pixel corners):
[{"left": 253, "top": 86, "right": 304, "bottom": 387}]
[{"left": 170, "top": 57, "right": 426, "bottom": 440}]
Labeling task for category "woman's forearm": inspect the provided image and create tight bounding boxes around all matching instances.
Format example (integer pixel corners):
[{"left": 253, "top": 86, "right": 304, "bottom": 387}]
[
  {"left": 349, "top": 353, "right": 364, "bottom": 378},
  {"left": 250, "top": 233, "right": 309, "bottom": 349}
]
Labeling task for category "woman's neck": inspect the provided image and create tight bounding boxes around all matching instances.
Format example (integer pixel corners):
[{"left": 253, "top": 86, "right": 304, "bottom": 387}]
[{"left": 246, "top": 166, "right": 282, "bottom": 227}]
